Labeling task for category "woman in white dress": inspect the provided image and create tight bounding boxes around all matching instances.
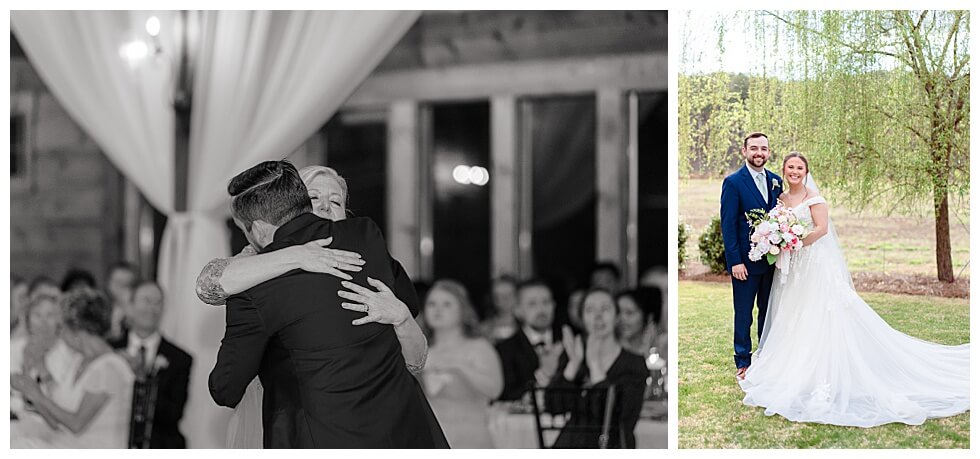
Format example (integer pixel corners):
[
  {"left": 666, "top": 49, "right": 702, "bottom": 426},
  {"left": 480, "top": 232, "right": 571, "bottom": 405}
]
[
  {"left": 11, "top": 289, "right": 134, "bottom": 448},
  {"left": 739, "top": 152, "right": 970, "bottom": 427},
  {"left": 420, "top": 279, "right": 503, "bottom": 448}
]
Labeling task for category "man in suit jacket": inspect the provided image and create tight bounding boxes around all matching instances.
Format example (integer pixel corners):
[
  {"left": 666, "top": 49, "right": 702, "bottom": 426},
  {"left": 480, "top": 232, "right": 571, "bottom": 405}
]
[
  {"left": 496, "top": 279, "right": 563, "bottom": 401},
  {"left": 208, "top": 160, "right": 447, "bottom": 448},
  {"left": 720, "top": 132, "right": 783, "bottom": 380},
  {"left": 110, "top": 280, "right": 192, "bottom": 449}
]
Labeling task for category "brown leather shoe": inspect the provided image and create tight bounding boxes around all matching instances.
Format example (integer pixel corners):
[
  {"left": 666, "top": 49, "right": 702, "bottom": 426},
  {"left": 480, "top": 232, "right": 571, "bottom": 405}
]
[{"left": 736, "top": 367, "right": 748, "bottom": 381}]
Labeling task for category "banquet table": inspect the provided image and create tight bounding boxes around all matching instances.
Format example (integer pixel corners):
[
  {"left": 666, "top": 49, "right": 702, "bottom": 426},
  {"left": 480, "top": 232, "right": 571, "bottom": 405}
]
[{"left": 488, "top": 400, "right": 667, "bottom": 449}]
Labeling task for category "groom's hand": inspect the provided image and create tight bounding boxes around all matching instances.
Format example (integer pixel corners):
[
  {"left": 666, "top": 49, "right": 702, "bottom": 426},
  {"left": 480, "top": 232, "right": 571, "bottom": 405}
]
[{"left": 731, "top": 264, "right": 748, "bottom": 281}]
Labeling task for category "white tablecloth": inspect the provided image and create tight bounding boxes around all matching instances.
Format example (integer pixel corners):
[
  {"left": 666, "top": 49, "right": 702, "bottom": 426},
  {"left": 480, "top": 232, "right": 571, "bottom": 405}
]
[{"left": 487, "top": 405, "right": 666, "bottom": 449}]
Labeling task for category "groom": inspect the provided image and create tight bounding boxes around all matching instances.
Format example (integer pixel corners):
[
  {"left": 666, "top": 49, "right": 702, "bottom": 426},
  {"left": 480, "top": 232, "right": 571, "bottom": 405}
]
[
  {"left": 720, "top": 132, "right": 782, "bottom": 380},
  {"left": 209, "top": 160, "right": 447, "bottom": 448}
]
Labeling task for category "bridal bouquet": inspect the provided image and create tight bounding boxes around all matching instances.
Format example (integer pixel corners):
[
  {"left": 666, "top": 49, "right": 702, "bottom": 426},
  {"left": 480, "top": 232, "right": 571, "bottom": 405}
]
[{"left": 746, "top": 203, "right": 812, "bottom": 265}]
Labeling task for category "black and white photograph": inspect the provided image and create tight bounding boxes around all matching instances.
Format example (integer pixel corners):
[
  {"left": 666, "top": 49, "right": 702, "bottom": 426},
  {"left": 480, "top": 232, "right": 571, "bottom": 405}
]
[{"left": 8, "top": 9, "right": 668, "bottom": 449}]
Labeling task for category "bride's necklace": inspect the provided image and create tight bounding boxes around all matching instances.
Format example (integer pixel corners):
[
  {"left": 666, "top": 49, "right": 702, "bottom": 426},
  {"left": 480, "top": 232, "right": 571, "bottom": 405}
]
[{"left": 786, "top": 187, "right": 807, "bottom": 206}]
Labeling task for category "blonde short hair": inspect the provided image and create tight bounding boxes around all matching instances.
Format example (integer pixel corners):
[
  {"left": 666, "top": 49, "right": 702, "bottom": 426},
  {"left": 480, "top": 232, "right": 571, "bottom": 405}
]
[{"left": 298, "top": 165, "right": 349, "bottom": 207}]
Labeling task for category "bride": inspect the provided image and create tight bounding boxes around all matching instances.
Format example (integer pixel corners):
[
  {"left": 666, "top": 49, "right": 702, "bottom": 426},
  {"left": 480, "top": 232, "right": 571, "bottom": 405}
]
[{"left": 739, "top": 152, "right": 970, "bottom": 427}]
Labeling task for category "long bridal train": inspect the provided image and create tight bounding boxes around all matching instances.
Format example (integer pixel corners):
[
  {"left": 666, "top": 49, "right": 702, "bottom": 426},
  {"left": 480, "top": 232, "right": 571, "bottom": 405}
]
[{"left": 739, "top": 196, "right": 970, "bottom": 427}]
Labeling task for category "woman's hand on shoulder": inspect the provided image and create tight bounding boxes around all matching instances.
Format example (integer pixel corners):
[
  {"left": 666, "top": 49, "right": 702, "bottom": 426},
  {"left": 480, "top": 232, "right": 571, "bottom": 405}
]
[
  {"left": 337, "top": 277, "right": 411, "bottom": 326},
  {"left": 290, "top": 238, "right": 365, "bottom": 281}
]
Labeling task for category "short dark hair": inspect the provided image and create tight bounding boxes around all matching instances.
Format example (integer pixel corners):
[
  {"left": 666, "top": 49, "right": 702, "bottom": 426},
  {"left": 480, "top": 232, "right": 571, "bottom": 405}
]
[
  {"left": 60, "top": 268, "right": 96, "bottom": 292},
  {"left": 591, "top": 261, "right": 622, "bottom": 279},
  {"left": 743, "top": 132, "right": 768, "bottom": 149},
  {"left": 62, "top": 288, "right": 112, "bottom": 337},
  {"left": 516, "top": 278, "right": 551, "bottom": 298},
  {"left": 228, "top": 160, "right": 312, "bottom": 232}
]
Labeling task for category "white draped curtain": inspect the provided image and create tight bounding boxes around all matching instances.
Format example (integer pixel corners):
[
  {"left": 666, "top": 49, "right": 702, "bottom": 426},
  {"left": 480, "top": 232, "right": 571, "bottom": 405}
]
[
  {"left": 12, "top": 10, "right": 419, "bottom": 448},
  {"left": 11, "top": 10, "right": 177, "bottom": 213}
]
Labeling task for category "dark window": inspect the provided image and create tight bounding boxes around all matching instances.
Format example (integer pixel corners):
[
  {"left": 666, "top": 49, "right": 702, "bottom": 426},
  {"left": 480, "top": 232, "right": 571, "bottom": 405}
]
[
  {"left": 324, "top": 117, "right": 388, "bottom": 234},
  {"left": 637, "top": 92, "right": 668, "bottom": 275},
  {"left": 528, "top": 96, "right": 597, "bottom": 314},
  {"left": 430, "top": 102, "right": 492, "bottom": 310},
  {"left": 11, "top": 114, "right": 25, "bottom": 177}
]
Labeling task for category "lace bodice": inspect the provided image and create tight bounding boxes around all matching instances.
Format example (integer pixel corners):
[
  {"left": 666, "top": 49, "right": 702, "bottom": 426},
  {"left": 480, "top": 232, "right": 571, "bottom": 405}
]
[{"left": 789, "top": 196, "right": 827, "bottom": 227}]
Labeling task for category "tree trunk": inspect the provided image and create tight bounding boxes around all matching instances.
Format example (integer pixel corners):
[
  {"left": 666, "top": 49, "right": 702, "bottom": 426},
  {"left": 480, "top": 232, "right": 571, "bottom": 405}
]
[{"left": 933, "top": 178, "right": 955, "bottom": 283}]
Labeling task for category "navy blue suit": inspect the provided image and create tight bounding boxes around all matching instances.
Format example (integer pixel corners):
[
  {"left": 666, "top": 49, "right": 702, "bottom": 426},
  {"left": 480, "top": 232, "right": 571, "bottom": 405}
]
[{"left": 720, "top": 165, "right": 782, "bottom": 369}]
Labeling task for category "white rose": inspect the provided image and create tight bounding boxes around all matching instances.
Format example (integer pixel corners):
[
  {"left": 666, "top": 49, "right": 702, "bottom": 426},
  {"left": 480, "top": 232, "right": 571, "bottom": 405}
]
[
  {"left": 791, "top": 224, "right": 805, "bottom": 236},
  {"left": 777, "top": 215, "right": 788, "bottom": 224},
  {"left": 769, "top": 245, "right": 781, "bottom": 256},
  {"left": 768, "top": 233, "right": 781, "bottom": 244}
]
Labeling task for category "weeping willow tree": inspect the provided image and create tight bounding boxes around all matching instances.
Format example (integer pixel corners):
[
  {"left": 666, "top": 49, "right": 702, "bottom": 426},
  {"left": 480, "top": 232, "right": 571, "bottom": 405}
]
[{"left": 680, "top": 10, "right": 970, "bottom": 282}]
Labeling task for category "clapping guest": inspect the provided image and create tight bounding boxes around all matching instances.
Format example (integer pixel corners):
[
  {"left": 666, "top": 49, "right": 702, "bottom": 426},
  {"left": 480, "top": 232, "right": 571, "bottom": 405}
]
[
  {"left": 10, "top": 292, "right": 82, "bottom": 422},
  {"left": 420, "top": 280, "right": 503, "bottom": 448},
  {"left": 547, "top": 288, "right": 647, "bottom": 448},
  {"left": 480, "top": 275, "right": 519, "bottom": 342},
  {"left": 495, "top": 279, "right": 564, "bottom": 401},
  {"left": 104, "top": 262, "right": 139, "bottom": 341},
  {"left": 109, "top": 280, "right": 192, "bottom": 448},
  {"left": 11, "top": 289, "right": 134, "bottom": 448}
]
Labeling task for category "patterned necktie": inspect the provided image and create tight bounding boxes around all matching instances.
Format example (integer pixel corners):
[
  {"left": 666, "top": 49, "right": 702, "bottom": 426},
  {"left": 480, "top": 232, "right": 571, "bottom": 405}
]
[{"left": 755, "top": 172, "right": 768, "bottom": 204}]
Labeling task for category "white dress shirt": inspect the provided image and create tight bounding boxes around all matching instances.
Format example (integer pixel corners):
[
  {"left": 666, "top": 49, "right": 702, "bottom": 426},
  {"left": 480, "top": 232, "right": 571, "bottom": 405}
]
[
  {"left": 126, "top": 331, "right": 162, "bottom": 372},
  {"left": 746, "top": 162, "right": 769, "bottom": 203}
]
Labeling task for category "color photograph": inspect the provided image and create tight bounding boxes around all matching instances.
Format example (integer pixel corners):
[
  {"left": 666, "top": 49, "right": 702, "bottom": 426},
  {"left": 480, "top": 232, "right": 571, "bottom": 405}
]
[{"left": 676, "top": 10, "right": 970, "bottom": 448}]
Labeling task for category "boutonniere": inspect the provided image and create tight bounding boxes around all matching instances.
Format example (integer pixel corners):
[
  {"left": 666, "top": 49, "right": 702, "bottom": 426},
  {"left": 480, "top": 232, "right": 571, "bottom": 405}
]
[
  {"left": 771, "top": 178, "right": 780, "bottom": 191},
  {"left": 152, "top": 355, "right": 169, "bottom": 374}
]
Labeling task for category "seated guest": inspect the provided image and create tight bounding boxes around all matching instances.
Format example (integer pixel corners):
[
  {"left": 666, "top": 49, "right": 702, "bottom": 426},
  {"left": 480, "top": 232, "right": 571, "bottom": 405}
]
[
  {"left": 616, "top": 287, "right": 662, "bottom": 358},
  {"left": 10, "top": 275, "right": 29, "bottom": 337},
  {"left": 109, "top": 280, "right": 192, "bottom": 449},
  {"left": 104, "top": 262, "right": 140, "bottom": 341},
  {"left": 480, "top": 275, "right": 519, "bottom": 342},
  {"left": 60, "top": 268, "right": 97, "bottom": 293},
  {"left": 547, "top": 288, "right": 647, "bottom": 449},
  {"left": 421, "top": 280, "right": 503, "bottom": 448},
  {"left": 589, "top": 262, "right": 623, "bottom": 294},
  {"left": 11, "top": 289, "right": 134, "bottom": 448},
  {"left": 495, "top": 279, "right": 563, "bottom": 401},
  {"left": 10, "top": 292, "right": 82, "bottom": 422}
]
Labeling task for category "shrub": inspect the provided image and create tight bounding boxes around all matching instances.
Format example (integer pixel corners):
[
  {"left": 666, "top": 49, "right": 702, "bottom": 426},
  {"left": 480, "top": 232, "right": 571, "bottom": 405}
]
[
  {"left": 678, "top": 222, "right": 691, "bottom": 271},
  {"left": 698, "top": 216, "right": 728, "bottom": 274}
]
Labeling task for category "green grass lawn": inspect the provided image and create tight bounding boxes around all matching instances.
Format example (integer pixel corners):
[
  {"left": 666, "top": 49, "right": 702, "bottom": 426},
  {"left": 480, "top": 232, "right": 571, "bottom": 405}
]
[
  {"left": 678, "top": 281, "right": 971, "bottom": 449},
  {"left": 680, "top": 178, "right": 970, "bottom": 278}
]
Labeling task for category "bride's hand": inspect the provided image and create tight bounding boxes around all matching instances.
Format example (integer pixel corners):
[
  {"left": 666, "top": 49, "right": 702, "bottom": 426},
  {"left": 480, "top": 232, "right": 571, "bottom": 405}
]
[
  {"left": 290, "top": 238, "right": 365, "bottom": 281},
  {"left": 337, "top": 278, "right": 411, "bottom": 326}
]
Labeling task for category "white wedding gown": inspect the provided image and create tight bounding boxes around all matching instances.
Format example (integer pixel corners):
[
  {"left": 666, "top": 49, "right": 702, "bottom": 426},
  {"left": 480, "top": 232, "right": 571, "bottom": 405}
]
[
  {"left": 739, "top": 195, "right": 970, "bottom": 427},
  {"left": 226, "top": 377, "right": 264, "bottom": 448}
]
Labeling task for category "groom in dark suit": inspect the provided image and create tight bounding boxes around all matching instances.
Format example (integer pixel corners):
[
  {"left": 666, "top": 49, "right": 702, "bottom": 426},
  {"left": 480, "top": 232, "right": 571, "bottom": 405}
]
[
  {"left": 209, "top": 160, "right": 447, "bottom": 448},
  {"left": 720, "top": 132, "right": 783, "bottom": 380}
]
